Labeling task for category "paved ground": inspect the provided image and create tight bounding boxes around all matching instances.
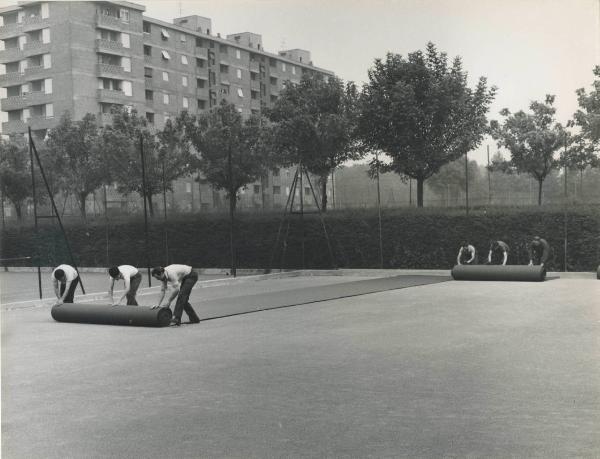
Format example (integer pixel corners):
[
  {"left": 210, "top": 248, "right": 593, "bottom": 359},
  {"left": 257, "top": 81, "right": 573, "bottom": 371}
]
[{"left": 2, "top": 274, "right": 599, "bottom": 458}]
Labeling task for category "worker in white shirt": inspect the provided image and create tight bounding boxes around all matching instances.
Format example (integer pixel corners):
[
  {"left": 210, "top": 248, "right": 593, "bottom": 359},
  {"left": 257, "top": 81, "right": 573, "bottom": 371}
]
[
  {"left": 456, "top": 241, "right": 477, "bottom": 265},
  {"left": 108, "top": 265, "right": 142, "bottom": 306},
  {"left": 151, "top": 264, "right": 200, "bottom": 326},
  {"left": 51, "top": 264, "right": 80, "bottom": 305}
]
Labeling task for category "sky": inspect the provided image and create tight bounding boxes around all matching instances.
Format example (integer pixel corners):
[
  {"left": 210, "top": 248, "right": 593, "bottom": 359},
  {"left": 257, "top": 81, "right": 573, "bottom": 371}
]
[{"left": 140, "top": 0, "right": 600, "bottom": 164}]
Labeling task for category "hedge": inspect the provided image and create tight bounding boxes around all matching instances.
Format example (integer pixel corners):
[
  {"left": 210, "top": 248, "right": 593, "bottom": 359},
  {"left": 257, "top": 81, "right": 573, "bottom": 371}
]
[{"left": 1, "top": 208, "right": 598, "bottom": 271}]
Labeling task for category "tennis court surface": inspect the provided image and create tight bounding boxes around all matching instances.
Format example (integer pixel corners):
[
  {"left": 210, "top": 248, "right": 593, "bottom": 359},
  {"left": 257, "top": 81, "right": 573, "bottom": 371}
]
[{"left": 2, "top": 272, "right": 599, "bottom": 458}]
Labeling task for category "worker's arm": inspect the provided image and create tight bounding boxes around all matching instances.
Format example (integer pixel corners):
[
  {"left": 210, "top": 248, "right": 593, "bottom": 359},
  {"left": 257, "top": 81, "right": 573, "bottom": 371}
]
[
  {"left": 487, "top": 250, "right": 492, "bottom": 264},
  {"left": 466, "top": 247, "right": 475, "bottom": 264},
  {"left": 152, "top": 280, "right": 168, "bottom": 309},
  {"left": 502, "top": 251, "right": 508, "bottom": 266},
  {"left": 165, "top": 282, "right": 180, "bottom": 307},
  {"left": 457, "top": 248, "right": 463, "bottom": 265},
  {"left": 57, "top": 280, "right": 72, "bottom": 304},
  {"left": 108, "top": 278, "right": 116, "bottom": 303},
  {"left": 53, "top": 278, "right": 60, "bottom": 300}
]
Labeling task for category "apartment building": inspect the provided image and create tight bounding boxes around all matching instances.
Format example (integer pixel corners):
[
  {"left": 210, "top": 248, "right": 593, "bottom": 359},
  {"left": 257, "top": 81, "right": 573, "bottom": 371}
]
[{"left": 0, "top": 1, "right": 334, "bottom": 213}]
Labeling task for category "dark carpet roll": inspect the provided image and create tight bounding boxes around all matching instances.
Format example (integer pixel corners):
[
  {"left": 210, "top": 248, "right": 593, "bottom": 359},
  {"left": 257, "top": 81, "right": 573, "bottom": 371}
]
[
  {"left": 51, "top": 303, "right": 172, "bottom": 327},
  {"left": 451, "top": 265, "right": 546, "bottom": 282}
]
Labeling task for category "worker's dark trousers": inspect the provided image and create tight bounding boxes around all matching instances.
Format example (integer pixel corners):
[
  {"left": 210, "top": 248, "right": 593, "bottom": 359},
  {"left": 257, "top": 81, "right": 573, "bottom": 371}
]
[
  {"left": 127, "top": 272, "right": 142, "bottom": 305},
  {"left": 60, "top": 277, "right": 79, "bottom": 303},
  {"left": 173, "top": 271, "right": 200, "bottom": 323}
]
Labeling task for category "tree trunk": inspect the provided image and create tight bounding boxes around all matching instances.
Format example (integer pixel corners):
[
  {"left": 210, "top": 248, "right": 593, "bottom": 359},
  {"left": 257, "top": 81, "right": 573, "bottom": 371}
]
[
  {"left": 416, "top": 177, "right": 424, "bottom": 208},
  {"left": 78, "top": 192, "right": 87, "bottom": 220},
  {"left": 320, "top": 175, "right": 328, "bottom": 212},
  {"left": 147, "top": 194, "right": 154, "bottom": 217},
  {"left": 229, "top": 191, "right": 237, "bottom": 277},
  {"left": 14, "top": 202, "right": 22, "bottom": 220},
  {"left": 537, "top": 178, "right": 543, "bottom": 206}
]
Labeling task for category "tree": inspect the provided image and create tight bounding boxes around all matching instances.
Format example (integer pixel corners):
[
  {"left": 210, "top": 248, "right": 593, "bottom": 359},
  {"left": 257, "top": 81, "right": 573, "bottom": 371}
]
[
  {"left": 0, "top": 137, "right": 32, "bottom": 220},
  {"left": 427, "top": 157, "right": 481, "bottom": 206},
  {"left": 559, "top": 134, "right": 599, "bottom": 197},
  {"left": 102, "top": 108, "right": 194, "bottom": 217},
  {"left": 357, "top": 42, "right": 496, "bottom": 207},
  {"left": 489, "top": 95, "right": 565, "bottom": 205},
  {"left": 181, "top": 102, "right": 269, "bottom": 275},
  {"left": 267, "top": 73, "right": 363, "bottom": 211},
  {"left": 45, "top": 113, "right": 105, "bottom": 219}
]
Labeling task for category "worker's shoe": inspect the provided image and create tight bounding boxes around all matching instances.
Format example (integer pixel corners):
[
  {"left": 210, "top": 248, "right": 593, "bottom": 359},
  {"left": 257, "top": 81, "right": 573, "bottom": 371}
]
[
  {"left": 171, "top": 317, "right": 181, "bottom": 326},
  {"left": 189, "top": 317, "right": 200, "bottom": 324}
]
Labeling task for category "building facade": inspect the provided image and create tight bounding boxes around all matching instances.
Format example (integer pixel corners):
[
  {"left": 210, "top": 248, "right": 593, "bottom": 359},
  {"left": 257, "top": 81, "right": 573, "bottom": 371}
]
[{"left": 0, "top": 1, "right": 334, "bottom": 214}]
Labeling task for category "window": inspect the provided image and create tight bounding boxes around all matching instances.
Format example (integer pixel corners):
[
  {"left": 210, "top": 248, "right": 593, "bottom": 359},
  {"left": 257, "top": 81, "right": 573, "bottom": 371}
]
[
  {"left": 251, "top": 90, "right": 258, "bottom": 100},
  {"left": 196, "top": 58, "right": 204, "bottom": 68},
  {"left": 163, "top": 93, "right": 169, "bottom": 104},
  {"left": 182, "top": 97, "right": 189, "bottom": 108},
  {"left": 282, "top": 62, "right": 286, "bottom": 72},
  {"left": 269, "top": 58, "right": 276, "bottom": 67},
  {"left": 143, "top": 21, "right": 151, "bottom": 33},
  {"left": 197, "top": 99, "right": 206, "bottom": 109},
  {"left": 122, "top": 80, "right": 132, "bottom": 96},
  {"left": 181, "top": 55, "right": 188, "bottom": 65},
  {"left": 119, "top": 9, "right": 129, "bottom": 23},
  {"left": 186, "top": 182, "right": 192, "bottom": 193},
  {"left": 273, "top": 186, "right": 281, "bottom": 194},
  {"left": 197, "top": 78, "right": 205, "bottom": 88},
  {"left": 162, "top": 71, "right": 169, "bottom": 81},
  {"left": 236, "top": 68, "right": 242, "bottom": 79},
  {"left": 144, "top": 45, "right": 152, "bottom": 56},
  {"left": 144, "top": 67, "right": 153, "bottom": 78},
  {"left": 292, "top": 66, "right": 296, "bottom": 75},
  {"left": 237, "top": 107, "right": 243, "bottom": 113},
  {"left": 270, "top": 76, "right": 277, "bottom": 85},
  {"left": 272, "top": 169, "right": 280, "bottom": 177},
  {"left": 195, "top": 37, "right": 203, "bottom": 47},
  {"left": 254, "top": 185, "right": 260, "bottom": 194},
  {"left": 164, "top": 112, "right": 171, "bottom": 122},
  {"left": 220, "top": 64, "right": 228, "bottom": 73},
  {"left": 237, "top": 88, "right": 243, "bottom": 98},
  {"left": 45, "top": 103, "right": 54, "bottom": 117},
  {"left": 42, "top": 28, "right": 50, "bottom": 44},
  {"left": 44, "top": 78, "right": 52, "bottom": 94},
  {"left": 180, "top": 33, "right": 187, "bottom": 43},
  {"left": 236, "top": 49, "right": 241, "bottom": 59},
  {"left": 43, "top": 54, "right": 51, "bottom": 68},
  {"left": 219, "top": 44, "right": 227, "bottom": 53},
  {"left": 182, "top": 75, "right": 188, "bottom": 87},
  {"left": 121, "top": 33, "right": 130, "bottom": 48},
  {"left": 146, "top": 112, "right": 154, "bottom": 123},
  {"left": 121, "top": 57, "right": 131, "bottom": 72},
  {"left": 161, "top": 29, "right": 170, "bottom": 40},
  {"left": 161, "top": 50, "right": 170, "bottom": 60},
  {"left": 145, "top": 89, "right": 153, "bottom": 101}
]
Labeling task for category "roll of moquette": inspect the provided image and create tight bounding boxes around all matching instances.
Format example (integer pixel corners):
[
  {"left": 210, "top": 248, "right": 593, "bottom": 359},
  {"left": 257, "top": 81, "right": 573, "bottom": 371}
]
[
  {"left": 51, "top": 303, "right": 172, "bottom": 327},
  {"left": 597, "top": 265, "right": 599, "bottom": 280},
  {"left": 451, "top": 265, "right": 546, "bottom": 282}
]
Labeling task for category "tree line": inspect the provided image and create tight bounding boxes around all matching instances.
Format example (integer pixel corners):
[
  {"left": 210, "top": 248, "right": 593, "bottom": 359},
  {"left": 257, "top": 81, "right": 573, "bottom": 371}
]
[{"left": 2, "top": 42, "right": 599, "bottom": 222}]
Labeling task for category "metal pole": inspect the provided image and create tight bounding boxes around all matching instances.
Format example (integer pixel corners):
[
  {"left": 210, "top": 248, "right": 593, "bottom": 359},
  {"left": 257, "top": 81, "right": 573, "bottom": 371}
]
[
  {"left": 162, "top": 159, "right": 169, "bottom": 265},
  {"left": 299, "top": 161, "right": 305, "bottom": 269},
  {"left": 375, "top": 151, "right": 383, "bottom": 268},
  {"left": 465, "top": 152, "right": 469, "bottom": 216},
  {"left": 563, "top": 134, "right": 568, "bottom": 272},
  {"left": 409, "top": 179, "right": 412, "bottom": 206},
  {"left": 227, "top": 143, "right": 236, "bottom": 277},
  {"left": 139, "top": 135, "right": 151, "bottom": 287},
  {"left": 487, "top": 145, "right": 491, "bottom": 205},
  {"left": 103, "top": 185, "right": 109, "bottom": 266},
  {"left": 1, "top": 188, "right": 5, "bottom": 231},
  {"left": 29, "top": 131, "right": 42, "bottom": 299}
]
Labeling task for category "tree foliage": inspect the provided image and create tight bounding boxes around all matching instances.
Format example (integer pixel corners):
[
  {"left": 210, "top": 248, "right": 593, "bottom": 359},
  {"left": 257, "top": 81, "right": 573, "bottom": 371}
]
[
  {"left": 267, "top": 73, "right": 363, "bottom": 210},
  {"left": 489, "top": 95, "right": 565, "bottom": 205},
  {"left": 181, "top": 101, "right": 269, "bottom": 211},
  {"left": 357, "top": 42, "right": 496, "bottom": 207},
  {"left": 45, "top": 113, "right": 105, "bottom": 219},
  {"left": 0, "top": 137, "right": 32, "bottom": 219},
  {"left": 102, "top": 108, "right": 194, "bottom": 216}
]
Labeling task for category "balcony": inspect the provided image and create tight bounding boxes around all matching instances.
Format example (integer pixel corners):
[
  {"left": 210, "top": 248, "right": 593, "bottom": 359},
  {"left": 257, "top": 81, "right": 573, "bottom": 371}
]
[
  {"left": 0, "top": 47, "right": 24, "bottom": 64},
  {"left": 249, "top": 61, "right": 259, "bottom": 73},
  {"left": 95, "top": 39, "right": 127, "bottom": 55},
  {"left": 97, "top": 62, "right": 126, "bottom": 77},
  {"left": 22, "top": 15, "right": 48, "bottom": 33},
  {"left": 25, "top": 91, "right": 53, "bottom": 105},
  {"left": 144, "top": 54, "right": 152, "bottom": 64},
  {"left": 95, "top": 13, "right": 129, "bottom": 31},
  {"left": 0, "top": 22, "right": 20, "bottom": 39},
  {"left": 250, "top": 98, "right": 261, "bottom": 110},
  {"left": 27, "top": 115, "right": 55, "bottom": 130},
  {"left": 2, "top": 119, "right": 28, "bottom": 133},
  {"left": 22, "top": 41, "right": 51, "bottom": 55},
  {"left": 1, "top": 95, "right": 28, "bottom": 110},
  {"left": 24, "top": 65, "right": 49, "bottom": 78},
  {"left": 196, "top": 87, "right": 209, "bottom": 98},
  {"left": 250, "top": 80, "right": 260, "bottom": 90},
  {"left": 98, "top": 112, "right": 115, "bottom": 125},
  {"left": 97, "top": 88, "right": 126, "bottom": 103},
  {"left": 194, "top": 47, "right": 207, "bottom": 59},
  {"left": 0, "top": 71, "right": 24, "bottom": 85},
  {"left": 144, "top": 77, "right": 153, "bottom": 88}
]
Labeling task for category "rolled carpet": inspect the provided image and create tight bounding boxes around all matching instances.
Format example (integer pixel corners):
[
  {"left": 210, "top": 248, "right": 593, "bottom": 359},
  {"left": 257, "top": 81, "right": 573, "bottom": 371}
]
[
  {"left": 451, "top": 265, "right": 546, "bottom": 282},
  {"left": 597, "top": 265, "right": 599, "bottom": 280},
  {"left": 51, "top": 303, "right": 172, "bottom": 327}
]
